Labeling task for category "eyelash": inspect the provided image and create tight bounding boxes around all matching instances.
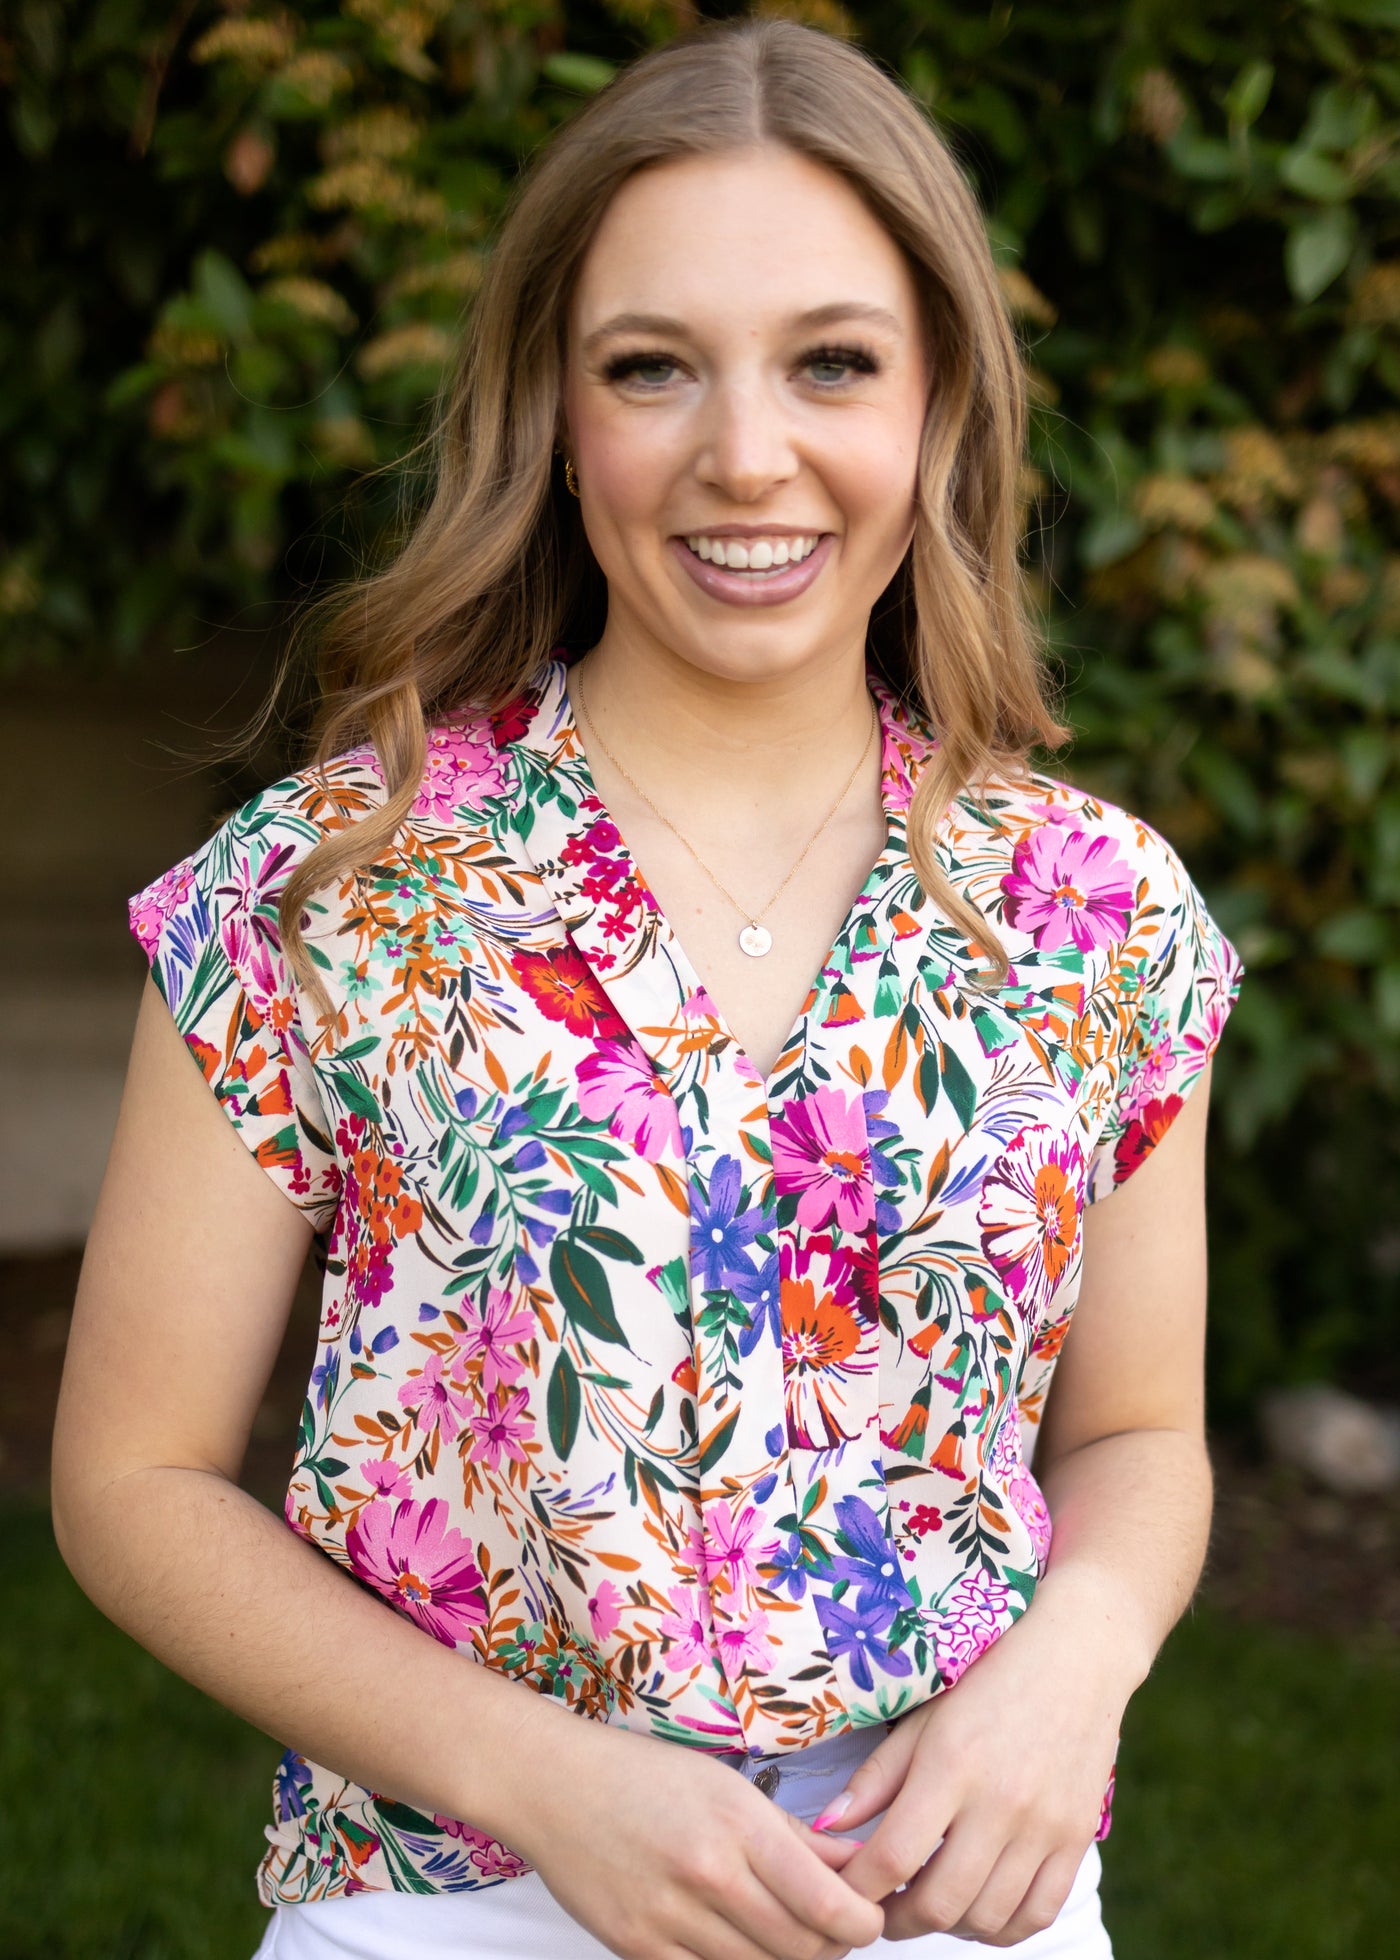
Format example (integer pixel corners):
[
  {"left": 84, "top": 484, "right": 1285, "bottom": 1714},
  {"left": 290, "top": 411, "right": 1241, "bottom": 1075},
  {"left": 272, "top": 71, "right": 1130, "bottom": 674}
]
[{"left": 600, "top": 341, "right": 882, "bottom": 389}]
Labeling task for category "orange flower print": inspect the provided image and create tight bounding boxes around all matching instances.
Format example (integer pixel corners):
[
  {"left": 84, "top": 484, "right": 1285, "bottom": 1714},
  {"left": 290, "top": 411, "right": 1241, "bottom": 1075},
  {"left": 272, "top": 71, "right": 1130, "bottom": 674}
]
[
  {"left": 510, "top": 947, "right": 629, "bottom": 1040},
  {"left": 977, "top": 1124, "right": 1085, "bottom": 1324},
  {"left": 780, "top": 1241, "right": 876, "bottom": 1449}
]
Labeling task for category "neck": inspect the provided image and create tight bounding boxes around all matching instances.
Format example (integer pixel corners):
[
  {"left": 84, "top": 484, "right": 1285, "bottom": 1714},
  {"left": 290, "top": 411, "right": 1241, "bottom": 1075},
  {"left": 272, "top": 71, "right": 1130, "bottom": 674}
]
[{"left": 566, "top": 628, "right": 879, "bottom": 811}]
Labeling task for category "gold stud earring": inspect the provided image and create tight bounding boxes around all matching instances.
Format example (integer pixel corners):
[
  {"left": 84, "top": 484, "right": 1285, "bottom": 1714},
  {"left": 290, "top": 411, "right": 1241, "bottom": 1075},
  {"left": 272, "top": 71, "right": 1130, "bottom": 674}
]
[{"left": 564, "top": 456, "right": 580, "bottom": 498}]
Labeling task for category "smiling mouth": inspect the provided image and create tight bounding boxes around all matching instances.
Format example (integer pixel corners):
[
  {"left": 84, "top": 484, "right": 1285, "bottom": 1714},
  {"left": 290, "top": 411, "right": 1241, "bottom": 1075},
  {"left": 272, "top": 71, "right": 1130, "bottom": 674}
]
[{"left": 680, "top": 533, "right": 826, "bottom": 573}]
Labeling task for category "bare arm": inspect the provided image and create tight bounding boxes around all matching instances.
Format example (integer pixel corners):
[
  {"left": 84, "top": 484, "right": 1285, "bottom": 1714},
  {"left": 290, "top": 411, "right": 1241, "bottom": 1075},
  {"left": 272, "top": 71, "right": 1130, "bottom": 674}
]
[
  {"left": 52, "top": 978, "right": 882, "bottom": 1959},
  {"left": 829, "top": 1064, "right": 1217, "bottom": 1947}
]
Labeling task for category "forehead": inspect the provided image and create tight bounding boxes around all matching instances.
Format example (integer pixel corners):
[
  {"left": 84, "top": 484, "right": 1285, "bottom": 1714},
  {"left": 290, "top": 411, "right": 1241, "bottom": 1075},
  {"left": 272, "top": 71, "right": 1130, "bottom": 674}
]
[{"left": 569, "top": 145, "right": 920, "bottom": 336}]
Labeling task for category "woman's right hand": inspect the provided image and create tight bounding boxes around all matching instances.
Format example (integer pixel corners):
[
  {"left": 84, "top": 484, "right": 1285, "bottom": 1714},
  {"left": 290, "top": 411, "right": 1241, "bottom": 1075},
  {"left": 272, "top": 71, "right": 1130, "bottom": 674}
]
[{"left": 502, "top": 1704, "right": 886, "bottom": 1960}]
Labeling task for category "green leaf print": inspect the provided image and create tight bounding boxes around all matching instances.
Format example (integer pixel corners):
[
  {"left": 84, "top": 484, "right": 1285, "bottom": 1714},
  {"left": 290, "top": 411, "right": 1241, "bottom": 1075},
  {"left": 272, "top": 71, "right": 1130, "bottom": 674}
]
[
  {"left": 939, "top": 1043, "right": 978, "bottom": 1132},
  {"left": 548, "top": 1347, "right": 581, "bottom": 1458},
  {"left": 550, "top": 1236, "right": 628, "bottom": 1345},
  {"left": 330, "top": 1070, "right": 381, "bottom": 1124}
]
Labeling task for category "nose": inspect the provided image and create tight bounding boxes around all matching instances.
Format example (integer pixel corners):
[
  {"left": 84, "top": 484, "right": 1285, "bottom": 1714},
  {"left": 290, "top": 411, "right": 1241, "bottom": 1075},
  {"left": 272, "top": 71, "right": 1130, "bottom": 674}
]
[{"left": 693, "top": 368, "right": 800, "bottom": 505}]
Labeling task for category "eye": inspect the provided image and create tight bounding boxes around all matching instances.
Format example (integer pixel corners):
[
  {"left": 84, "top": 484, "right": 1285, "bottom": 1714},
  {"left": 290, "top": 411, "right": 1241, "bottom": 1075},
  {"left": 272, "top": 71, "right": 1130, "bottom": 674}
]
[
  {"left": 600, "top": 348, "right": 682, "bottom": 389},
  {"left": 801, "top": 342, "right": 882, "bottom": 387}
]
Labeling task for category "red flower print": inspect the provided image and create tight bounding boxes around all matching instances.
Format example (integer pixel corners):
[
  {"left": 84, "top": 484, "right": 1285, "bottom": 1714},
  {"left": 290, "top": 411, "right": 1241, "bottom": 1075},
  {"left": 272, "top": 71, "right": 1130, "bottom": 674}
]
[
  {"left": 1113, "top": 1094, "right": 1184, "bottom": 1184},
  {"left": 511, "top": 948, "right": 629, "bottom": 1039},
  {"left": 906, "top": 1503, "right": 943, "bottom": 1537}
]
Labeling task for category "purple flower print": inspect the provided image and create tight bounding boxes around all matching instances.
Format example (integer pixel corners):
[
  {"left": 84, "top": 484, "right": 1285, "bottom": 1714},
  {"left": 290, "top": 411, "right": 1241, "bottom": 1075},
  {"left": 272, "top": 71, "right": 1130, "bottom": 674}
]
[
  {"left": 576, "top": 1041, "right": 683, "bottom": 1163},
  {"left": 689, "top": 1156, "right": 765, "bottom": 1293},
  {"left": 346, "top": 1496, "right": 488, "bottom": 1646},
  {"left": 736, "top": 1248, "right": 781, "bottom": 1357},
  {"left": 830, "top": 1495, "right": 917, "bottom": 1617},
  {"left": 459, "top": 1285, "right": 534, "bottom": 1393},
  {"left": 274, "top": 1749, "right": 313, "bottom": 1821},
  {"left": 933, "top": 1572, "right": 1017, "bottom": 1687},
  {"left": 1001, "top": 824, "right": 1135, "bottom": 954},
  {"left": 814, "top": 1591, "right": 912, "bottom": 1694},
  {"left": 770, "top": 1089, "right": 874, "bottom": 1233}
]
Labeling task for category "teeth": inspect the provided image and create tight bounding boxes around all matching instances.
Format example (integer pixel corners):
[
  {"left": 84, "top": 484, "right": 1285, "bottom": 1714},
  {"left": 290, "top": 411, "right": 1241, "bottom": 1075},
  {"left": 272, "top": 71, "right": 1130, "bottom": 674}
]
[{"left": 684, "top": 534, "right": 820, "bottom": 570}]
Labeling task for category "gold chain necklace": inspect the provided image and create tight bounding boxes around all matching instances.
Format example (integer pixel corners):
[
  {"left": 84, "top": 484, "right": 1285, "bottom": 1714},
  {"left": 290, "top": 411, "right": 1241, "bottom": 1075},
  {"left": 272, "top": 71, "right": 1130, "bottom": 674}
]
[{"left": 573, "top": 668, "right": 880, "bottom": 960}]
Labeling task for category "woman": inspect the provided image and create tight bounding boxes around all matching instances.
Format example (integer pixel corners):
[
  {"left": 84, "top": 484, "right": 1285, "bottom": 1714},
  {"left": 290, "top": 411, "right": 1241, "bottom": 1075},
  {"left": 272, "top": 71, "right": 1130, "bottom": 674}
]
[{"left": 52, "top": 16, "right": 1242, "bottom": 1959}]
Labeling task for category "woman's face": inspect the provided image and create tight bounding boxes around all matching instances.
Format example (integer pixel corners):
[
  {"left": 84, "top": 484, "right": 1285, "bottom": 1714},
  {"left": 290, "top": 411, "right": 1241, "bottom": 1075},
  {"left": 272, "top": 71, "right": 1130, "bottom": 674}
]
[{"left": 561, "top": 144, "right": 929, "bottom": 688}]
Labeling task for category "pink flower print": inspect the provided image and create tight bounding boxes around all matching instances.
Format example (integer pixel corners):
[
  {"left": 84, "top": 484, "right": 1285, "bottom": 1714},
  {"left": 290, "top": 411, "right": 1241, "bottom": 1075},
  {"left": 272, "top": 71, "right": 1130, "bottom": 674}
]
[
  {"left": 346, "top": 1496, "right": 487, "bottom": 1646},
  {"left": 659, "top": 1585, "right": 719, "bottom": 1672},
  {"left": 587, "top": 1578, "right": 623, "bottom": 1643},
  {"left": 770, "top": 1088, "right": 874, "bottom": 1232},
  {"left": 412, "top": 722, "right": 510, "bottom": 824},
  {"left": 1008, "top": 1468, "right": 1053, "bottom": 1567},
  {"left": 397, "top": 1350, "right": 472, "bottom": 1441},
  {"left": 699, "top": 1502, "right": 780, "bottom": 1600},
  {"left": 977, "top": 1125, "right": 1085, "bottom": 1324},
  {"left": 1001, "top": 824, "right": 1135, "bottom": 954},
  {"left": 432, "top": 1816, "right": 531, "bottom": 1879},
  {"left": 127, "top": 857, "right": 195, "bottom": 958},
  {"left": 576, "top": 1042, "right": 683, "bottom": 1162},
  {"left": 467, "top": 1385, "right": 535, "bottom": 1471},
  {"left": 459, "top": 1286, "right": 534, "bottom": 1393},
  {"left": 717, "top": 1608, "right": 777, "bottom": 1676},
  {"left": 933, "top": 1571, "right": 1017, "bottom": 1687},
  {"left": 1185, "top": 990, "right": 1230, "bottom": 1063},
  {"left": 362, "top": 1459, "right": 410, "bottom": 1501}
]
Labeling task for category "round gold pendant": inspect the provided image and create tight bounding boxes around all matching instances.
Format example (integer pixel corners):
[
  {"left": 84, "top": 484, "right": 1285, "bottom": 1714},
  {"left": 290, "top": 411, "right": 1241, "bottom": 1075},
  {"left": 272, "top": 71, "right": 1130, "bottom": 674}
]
[{"left": 738, "top": 923, "right": 772, "bottom": 958}]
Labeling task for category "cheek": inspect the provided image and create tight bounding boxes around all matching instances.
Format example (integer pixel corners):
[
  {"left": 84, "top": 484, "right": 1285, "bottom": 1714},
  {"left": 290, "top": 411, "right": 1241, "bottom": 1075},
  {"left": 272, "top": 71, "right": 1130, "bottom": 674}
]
[{"left": 575, "top": 410, "right": 682, "bottom": 529}]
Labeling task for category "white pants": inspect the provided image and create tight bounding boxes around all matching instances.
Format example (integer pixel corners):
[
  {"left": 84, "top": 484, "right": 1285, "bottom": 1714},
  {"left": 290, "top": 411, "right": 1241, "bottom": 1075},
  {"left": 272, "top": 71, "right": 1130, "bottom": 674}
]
[{"left": 252, "top": 1725, "right": 1112, "bottom": 1958}]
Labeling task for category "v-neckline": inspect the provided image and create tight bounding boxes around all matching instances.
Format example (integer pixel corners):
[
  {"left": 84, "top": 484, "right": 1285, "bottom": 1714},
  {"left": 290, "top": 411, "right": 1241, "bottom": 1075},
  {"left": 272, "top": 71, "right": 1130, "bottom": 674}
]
[{"left": 511, "top": 653, "right": 937, "bottom": 1103}]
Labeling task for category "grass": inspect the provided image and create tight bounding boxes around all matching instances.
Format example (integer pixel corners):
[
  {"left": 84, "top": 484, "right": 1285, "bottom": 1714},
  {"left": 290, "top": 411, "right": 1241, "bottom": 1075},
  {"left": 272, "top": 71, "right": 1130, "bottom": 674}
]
[{"left": 2, "top": 1500, "right": 1394, "bottom": 1958}]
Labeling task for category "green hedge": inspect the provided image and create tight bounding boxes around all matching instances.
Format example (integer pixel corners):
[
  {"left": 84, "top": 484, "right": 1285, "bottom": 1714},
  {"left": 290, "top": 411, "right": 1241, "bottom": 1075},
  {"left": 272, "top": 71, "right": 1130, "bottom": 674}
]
[{"left": 6, "top": 0, "right": 1399, "bottom": 1412}]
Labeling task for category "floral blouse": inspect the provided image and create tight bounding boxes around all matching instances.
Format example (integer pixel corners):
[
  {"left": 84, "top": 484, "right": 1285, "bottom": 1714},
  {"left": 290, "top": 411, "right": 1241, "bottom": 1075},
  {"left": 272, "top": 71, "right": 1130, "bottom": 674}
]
[{"left": 128, "top": 651, "right": 1243, "bottom": 1906}]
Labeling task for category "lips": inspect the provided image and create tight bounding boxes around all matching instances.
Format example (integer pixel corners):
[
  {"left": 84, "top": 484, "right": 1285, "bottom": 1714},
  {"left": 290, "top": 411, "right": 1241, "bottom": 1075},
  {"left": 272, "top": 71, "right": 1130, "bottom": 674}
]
[{"left": 668, "top": 531, "right": 835, "bottom": 608}]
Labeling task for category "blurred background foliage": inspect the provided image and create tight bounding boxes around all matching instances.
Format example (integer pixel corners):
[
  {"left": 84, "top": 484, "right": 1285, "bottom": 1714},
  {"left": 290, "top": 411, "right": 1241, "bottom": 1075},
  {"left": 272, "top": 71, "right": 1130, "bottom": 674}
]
[{"left": 5, "top": 0, "right": 1400, "bottom": 1418}]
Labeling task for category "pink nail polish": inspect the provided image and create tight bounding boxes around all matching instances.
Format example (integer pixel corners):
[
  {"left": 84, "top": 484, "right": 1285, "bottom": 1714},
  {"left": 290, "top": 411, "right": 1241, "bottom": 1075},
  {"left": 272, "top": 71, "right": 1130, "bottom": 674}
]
[{"left": 813, "top": 1793, "right": 853, "bottom": 1831}]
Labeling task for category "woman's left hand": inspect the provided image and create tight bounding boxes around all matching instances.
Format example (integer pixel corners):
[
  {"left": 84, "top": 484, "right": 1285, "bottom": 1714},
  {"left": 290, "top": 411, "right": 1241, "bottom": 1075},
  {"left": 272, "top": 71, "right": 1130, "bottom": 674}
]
[{"left": 819, "top": 1582, "right": 1131, "bottom": 1946}]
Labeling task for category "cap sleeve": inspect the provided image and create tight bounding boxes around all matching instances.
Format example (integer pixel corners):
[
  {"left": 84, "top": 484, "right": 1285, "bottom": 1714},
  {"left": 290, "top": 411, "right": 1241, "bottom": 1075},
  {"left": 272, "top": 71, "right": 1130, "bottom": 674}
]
[
  {"left": 1084, "top": 825, "right": 1244, "bottom": 1205},
  {"left": 127, "top": 786, "right": 342, "bottom": 1233}
]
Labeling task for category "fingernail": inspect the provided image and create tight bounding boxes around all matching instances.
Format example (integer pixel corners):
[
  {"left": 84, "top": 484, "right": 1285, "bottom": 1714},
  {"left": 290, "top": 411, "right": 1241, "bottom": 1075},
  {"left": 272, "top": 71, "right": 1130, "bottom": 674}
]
[{"left": 813, "top": 1793, "right": 853, "bottom": 1831}]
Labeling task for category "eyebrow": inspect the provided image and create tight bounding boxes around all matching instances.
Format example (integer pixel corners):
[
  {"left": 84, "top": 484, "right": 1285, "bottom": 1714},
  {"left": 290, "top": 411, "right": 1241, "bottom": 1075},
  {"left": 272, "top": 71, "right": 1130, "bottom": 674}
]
[{"left": 580, "top": 302, "right": 905, "bottom": 359}]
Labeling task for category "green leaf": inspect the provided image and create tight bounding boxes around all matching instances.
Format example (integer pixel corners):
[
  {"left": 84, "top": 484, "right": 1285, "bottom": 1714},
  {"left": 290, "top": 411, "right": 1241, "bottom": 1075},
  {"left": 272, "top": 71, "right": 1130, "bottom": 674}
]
[
  {"left": 542, "top": 52, "right": 616, "bottom": 94},
  {"left": 698, "top": 1404, "right": 740, "bottom": 1475},
  {"left": 1315, "top": 910, "right": 1390, "bottom": 963},
  {"left": 1226, "top": 60, "right": 1274, "bottom": 130},
  {"left": 547, "top": 1348, "right": 581, "bottom": 1458},
  {"left": 575, "top": 1225, "right": 645, "bottom": 1265},
  {"left": 330, "top": 1071, "right": 381, "bottom": 1125},
  {"left": 1285, "top": 209, "right": 1356, "bottom": 302},
  {"left": 550, "top": 1237, "right": 628, "bottom": 1345},
  {"left": 192, "top": 249, "right": 253, "bottom": 341},
  {"left": 939, "top": 1044, "right": 978, "bottom": 1133},
  {"left": 1279, "top": 149, "right": 1354, "bottom": 200}
]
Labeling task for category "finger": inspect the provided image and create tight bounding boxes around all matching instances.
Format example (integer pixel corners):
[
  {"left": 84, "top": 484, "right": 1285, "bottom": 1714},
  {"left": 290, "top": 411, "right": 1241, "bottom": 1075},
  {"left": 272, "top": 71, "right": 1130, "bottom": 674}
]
[
  {"left": 876, "top": 1813, "right": 998, "bottom": 1939},
  {"left": 750, "top": 1830, "right": 886, "bottom": 1950},
  {"left": 967, "top": 1845, "right": 1084, "bottom": 1949},
  {"left": 788, "top": 1814, "right": 866, "bottom": 1872},
  {"left": 709, "top": 1873, "right": 861, "bottom": 1960},
  {"left": 811, "top": 1721, "right": 919, "bottom": 1834},
  {"left": 939, "top": 1838, "right": 1045, "bottom": 1946},
  {"left": 832, "top": 1785, "right": 953, "bottom": 1907}
]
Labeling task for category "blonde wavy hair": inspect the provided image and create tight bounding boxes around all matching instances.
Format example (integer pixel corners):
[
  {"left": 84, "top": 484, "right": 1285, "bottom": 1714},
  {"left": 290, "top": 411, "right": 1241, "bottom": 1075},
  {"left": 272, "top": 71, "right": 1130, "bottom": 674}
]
[{"left": 267, "top": 13, "right": 1066, "bottom": 1029}]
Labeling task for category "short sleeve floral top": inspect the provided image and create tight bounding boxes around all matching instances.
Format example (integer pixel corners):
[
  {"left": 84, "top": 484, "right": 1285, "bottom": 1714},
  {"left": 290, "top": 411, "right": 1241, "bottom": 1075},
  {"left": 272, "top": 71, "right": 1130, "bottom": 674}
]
[{"left": 128, "top": 651, "right": 1243, "bottom": 1907}]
